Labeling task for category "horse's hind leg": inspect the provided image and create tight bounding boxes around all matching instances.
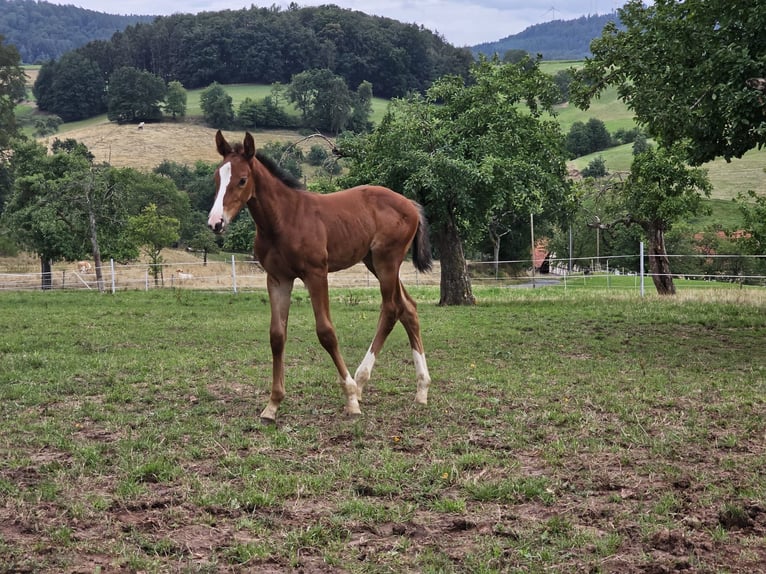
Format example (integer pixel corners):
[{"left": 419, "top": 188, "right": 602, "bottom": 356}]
[
  {"left": 396, "top": 281, "right": 430, "bottom": 404},
  {"left": 355, "top": 266, "right": 430, "bottom": 405}
]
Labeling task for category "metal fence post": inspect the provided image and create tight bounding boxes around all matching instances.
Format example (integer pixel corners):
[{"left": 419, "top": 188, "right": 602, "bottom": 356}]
[
  {"left": 231, "top": 255, "right": 238, "bottom": 294},
  {"left": 640, "top": 242, "right": 645, "bottom": 297}
]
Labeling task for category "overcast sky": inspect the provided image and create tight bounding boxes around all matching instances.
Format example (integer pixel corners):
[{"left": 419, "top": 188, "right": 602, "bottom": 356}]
[{"left": 48, "top": 1, "right": 623, "bottom": 47}]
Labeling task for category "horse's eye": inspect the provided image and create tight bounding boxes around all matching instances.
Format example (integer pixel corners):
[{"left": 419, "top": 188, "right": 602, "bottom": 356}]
[{"left": 238, "top": 177, "right": 247, "bottom": 186}]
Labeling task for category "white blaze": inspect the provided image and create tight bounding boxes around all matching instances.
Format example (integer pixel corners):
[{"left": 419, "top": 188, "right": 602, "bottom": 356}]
[{"left": 207, "top": 161, "right": 231, "bottom": 229}]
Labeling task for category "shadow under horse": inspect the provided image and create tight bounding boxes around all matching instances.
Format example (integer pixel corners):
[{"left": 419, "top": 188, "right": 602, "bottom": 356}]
[{"left": 207, "top": 131, "right": 432, "bottom": 423}]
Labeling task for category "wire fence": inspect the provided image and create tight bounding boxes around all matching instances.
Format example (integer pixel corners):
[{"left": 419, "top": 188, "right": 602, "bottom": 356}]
[{"left": 1, "top": 247, "right": 765, "bottom": 294}]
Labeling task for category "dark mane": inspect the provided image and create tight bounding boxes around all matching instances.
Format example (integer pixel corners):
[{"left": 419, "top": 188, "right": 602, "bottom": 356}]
[{"left": 256, "top": 151, "right": 305, "bottom": 190}]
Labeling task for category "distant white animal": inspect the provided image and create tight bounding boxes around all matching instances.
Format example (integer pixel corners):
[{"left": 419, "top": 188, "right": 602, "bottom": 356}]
[
  {"left": 138, "top": 121, "right": 145, "bottom": 130},
  {"left": 76, "top": 261, "right": 92, "bottom": 273},
  {"left": 176, "top": 269, "right": 193, "bottom": 280}
]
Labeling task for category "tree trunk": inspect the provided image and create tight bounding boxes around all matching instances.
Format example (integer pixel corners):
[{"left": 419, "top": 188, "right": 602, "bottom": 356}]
[
  {"left": 646, "top": 225, "right": 675, "bottom": 295},
  {"left": 87, "top": 200, "right": 105, "bottom": 293},
  {"left": 40, "top": 257, "right": 52, "bottom": 290},
  {"left": 435, "top": 216, "right": 475, "bottom": 306}
]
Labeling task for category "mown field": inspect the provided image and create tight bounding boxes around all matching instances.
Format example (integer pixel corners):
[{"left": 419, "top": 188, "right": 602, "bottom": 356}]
[{"left": 1, "top": 286, "right": 765, "bottom": 572}]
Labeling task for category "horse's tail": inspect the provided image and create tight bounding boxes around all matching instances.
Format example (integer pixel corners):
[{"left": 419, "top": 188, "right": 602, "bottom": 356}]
[{"left": 411, "top": 202, "right": 433, "bottom": 273}]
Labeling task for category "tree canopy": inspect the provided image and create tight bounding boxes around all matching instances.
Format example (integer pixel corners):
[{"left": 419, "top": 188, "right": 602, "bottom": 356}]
[
  {"left": 0, "top": 35, "right": 28, "bottom": 151},
  {"left": 571, "top": 0, "right": 766, "bottom": 165},
  {"left": 341, "top": 57, "right": 572, "bottom": 305},
  {"left": 34, "top": 4, "right": 472, "bottom": 100}
]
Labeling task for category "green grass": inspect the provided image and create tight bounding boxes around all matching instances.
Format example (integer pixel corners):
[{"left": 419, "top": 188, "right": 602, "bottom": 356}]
[
  {"left": 184, "top": 83, "right": 391, "bottom": 125},
  {"left": 0, "top": 286, "right": 765, "bottom": 572}
]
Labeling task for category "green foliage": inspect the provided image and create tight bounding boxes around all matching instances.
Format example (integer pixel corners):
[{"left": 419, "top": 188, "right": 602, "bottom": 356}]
[
  {"left": 736, "top": 190, "right": 766, "bottom": 255},
  {"left": 580, "top": 156, "right": 607, "bottom": 178},
  {"left": 0, "top": 36, "right": 26, "bottom": 151},
  {"left": 550, "top": 68, "right": 573, "bottom": 104},
  {"left": 164, "top": 80, "right": 187, "bottom": 120},
  {"left": 33, "top": 52, "right": 106, "bottom": 121},
  {"left": 237, "top": 95, "right": 297, "bottom": 129},
  {"left": 306, "top": 145, "right": 329, "bottom": 166},
  {"left": 33, "top": 114, "right": 62, "bottom": 137},
  {"left": 565, "top": 118, "right": 612, "bottom": 158},
  {"left": 259, "top": 141, "right": 303, "bottom": 181},
  {"left": 200, "top": 82, "right": 234, "bottom": 129},
  {"left": 342, "top": 57, "right": 572, "bottom": 304},
  {"left": 107, "top": 67, "right": 167, "bottom": 124},
  {"left": 2, "top": 139, "right": 93, "bottom": 264},
  {"left": 572, "top": 0, "right": 766, "bottom": 165},
  {"left": 287, "top": 68, "right": 353, "bottom": 134},
  {"left": 221, "top": 215, "right": 255, "bottom": 253},
  {"left": 127, "top": 203, "right": 181, "bottom": 285}
]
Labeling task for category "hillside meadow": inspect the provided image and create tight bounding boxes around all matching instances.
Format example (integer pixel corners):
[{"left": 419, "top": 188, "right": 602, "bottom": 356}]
[
  {"left": 17, "top": 62, "right": 762, "bottom": 217},
  {"left": 0, "top": 286, "right": 765, "bottom": 572}
]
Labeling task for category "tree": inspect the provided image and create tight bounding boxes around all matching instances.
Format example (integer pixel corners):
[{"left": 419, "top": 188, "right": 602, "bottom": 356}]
[
  {"left": 200, "top": 82, "right": 234, "bottom": 129},
  {"left": 33, "top": 115, "right": 63, "bottom": 137},
  {"left": 736, "top": 191, "right": 766, "bottom": 256},
  {"left": 348, "top": 80, "right": 374, "bottom": 133},
  {"left": 571, "top": 0, "right": 766, "bottom": 165},
  {"left": 0, "top": 36, "right": 26, "bottom": 152},
  {"left": 3, "top": 140, "right": 93, "bottom": 289},
  {"left": 107, "top": 67, "right": 167, "bottom": 124},
  {"left": 33, "top": 52, "right": 106, "bottom": 122},
  {"left": 164, "top": 80, "right": 187, "bottom": 120},
  {"left": 341, "top": 57, "right": 572, "bottom": 305},
  {"left": 127, "top": 203, "right": 180, "bottom": 286},
  {"left": 594, "top": 146, "right": 711, "bottom": 295},
  {"left": 581, "top": 156, "right": 608, "bottom": 178},
  {"left": 287, "top": 68, "right": 353, "bottom": 132}
]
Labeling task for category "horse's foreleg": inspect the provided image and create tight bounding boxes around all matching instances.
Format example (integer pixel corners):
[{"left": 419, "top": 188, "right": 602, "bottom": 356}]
[
  {"left": 305, "top": 273, "right": 360, "bottom": 416},
  {"left": 354, "top": 299, "right": 397, "bottom": 400},
  {"left": 261, "top": 276, "right": 293, "bottom": 423}
]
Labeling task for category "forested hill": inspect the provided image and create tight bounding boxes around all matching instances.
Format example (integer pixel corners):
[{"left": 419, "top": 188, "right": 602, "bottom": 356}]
[
  {"left": 472, "top": 14, "right": 618, "bottom": 60},
  {"left": 0, "top": 0, "right": 155, "bottom": 63},
  {"left": 60, "top": 5, "right": 472, "bottom": 99}
]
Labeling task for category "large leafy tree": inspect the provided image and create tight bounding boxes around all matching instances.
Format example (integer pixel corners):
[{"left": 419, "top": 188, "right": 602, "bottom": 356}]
[
  {"left": 592, "top": 146, "right": 711, "bottom": 295},
  {"left": 33, "top": 52, "right": 106, "bottom": 122},
  {"left": 0, "top": 35, "right": 27, "bottom": 216},
  {"left": 3, "top": 140, "right": 93, "bottom": 288},
  {"left": 571, "top": 0, "right": 766, "bottom": 165},
  {"left": 341, "top": 57, "right": 572, "bottom": 305},
  {"left": 0, "top": 36, "right": 26, "bottom": 151},
  {"left": 107, "top": 67, "right": 167, "bottom": 124}
]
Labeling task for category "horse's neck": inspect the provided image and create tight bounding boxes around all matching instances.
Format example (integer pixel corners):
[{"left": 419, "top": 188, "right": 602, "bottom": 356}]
[{"left": 246, "top": 162, "right": 297, "bottom": 235}]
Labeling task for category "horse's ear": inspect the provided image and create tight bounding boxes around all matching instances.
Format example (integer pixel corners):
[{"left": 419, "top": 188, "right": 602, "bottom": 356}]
[
  {"left": 215, "top": 130, "right": 232, "bottom": 157},
  {"left": 243, "top": 132, "right": 256, "bottom": 161}
]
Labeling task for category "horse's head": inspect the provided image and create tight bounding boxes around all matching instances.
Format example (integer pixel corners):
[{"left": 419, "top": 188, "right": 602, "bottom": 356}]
[{"left": 207, "top": 130, "right": 257, "bottom": 234}]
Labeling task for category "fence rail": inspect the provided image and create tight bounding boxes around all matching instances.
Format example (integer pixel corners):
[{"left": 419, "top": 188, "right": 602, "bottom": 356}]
[{"left": 2, "top": 248, "right": 765, "bottom": 293}]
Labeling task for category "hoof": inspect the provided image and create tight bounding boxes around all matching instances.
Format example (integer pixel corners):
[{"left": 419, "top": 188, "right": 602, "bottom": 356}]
[{"left": 260, "top": 416, "right": 277, "bottom": 426}]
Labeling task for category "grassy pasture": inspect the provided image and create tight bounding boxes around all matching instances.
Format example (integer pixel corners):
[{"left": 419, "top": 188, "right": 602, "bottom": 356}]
[{"left": 1, "top": 287, "right": 765, "bottom": 572}]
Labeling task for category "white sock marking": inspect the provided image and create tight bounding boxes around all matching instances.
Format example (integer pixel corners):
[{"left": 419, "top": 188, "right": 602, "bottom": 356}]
[{"left": 413, "top": 349, "right": 430, "bottom": 404}]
